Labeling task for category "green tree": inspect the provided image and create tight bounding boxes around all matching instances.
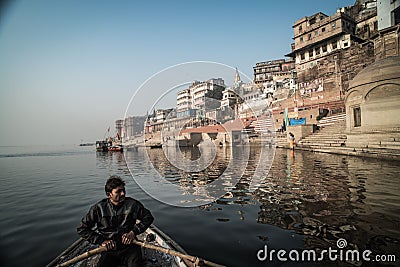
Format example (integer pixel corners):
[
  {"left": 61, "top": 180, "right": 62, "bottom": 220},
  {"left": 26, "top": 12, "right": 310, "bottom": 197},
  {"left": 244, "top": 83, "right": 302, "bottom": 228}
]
[{"left": 205, "top": 85, "right": 225, "bottom": 100}]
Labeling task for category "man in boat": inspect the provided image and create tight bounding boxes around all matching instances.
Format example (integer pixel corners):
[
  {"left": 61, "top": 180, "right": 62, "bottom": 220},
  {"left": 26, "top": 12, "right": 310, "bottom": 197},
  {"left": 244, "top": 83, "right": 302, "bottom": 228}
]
[{"left": 77, "top": 175, "right": 154, "bottom": 267}]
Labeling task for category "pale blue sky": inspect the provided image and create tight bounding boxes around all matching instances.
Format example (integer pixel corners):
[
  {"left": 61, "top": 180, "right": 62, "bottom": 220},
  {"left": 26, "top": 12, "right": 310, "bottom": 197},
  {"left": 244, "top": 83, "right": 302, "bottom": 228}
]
[{"left": 0, "top": 0, "right": 354, "bottom": 146}]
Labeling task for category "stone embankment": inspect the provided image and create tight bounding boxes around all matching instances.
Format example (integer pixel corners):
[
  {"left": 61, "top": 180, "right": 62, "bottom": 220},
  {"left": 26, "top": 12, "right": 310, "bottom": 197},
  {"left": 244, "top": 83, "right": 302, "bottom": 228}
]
[{"left": 276, "top": 113, "right": 400, "bottom": 161}]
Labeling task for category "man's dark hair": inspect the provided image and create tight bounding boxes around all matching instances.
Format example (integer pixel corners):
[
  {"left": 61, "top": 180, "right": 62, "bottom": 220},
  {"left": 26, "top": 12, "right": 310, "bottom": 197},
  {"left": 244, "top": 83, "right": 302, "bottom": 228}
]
[{"left": 105, "top": 175, "right": 125, "bottom": 194}]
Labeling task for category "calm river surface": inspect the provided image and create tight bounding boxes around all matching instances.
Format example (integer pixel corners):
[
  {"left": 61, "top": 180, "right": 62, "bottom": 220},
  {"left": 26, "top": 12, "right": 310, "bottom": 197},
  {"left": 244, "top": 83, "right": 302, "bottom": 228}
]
[{"left": 0, "top": 145, "right": 399, "bottom": 267}]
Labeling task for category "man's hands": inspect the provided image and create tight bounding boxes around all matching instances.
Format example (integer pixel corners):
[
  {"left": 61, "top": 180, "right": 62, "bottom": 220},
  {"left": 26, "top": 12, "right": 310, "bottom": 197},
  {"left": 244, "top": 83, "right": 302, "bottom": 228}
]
[
  {"left": 101, "top": 240, "right": 116, "bottom": 250},
  {"left": 122, "top": 230, "right": 136, "bottom": 244},
  {"left": 101, "top": 231, "right": 136, "bottom": 251}
]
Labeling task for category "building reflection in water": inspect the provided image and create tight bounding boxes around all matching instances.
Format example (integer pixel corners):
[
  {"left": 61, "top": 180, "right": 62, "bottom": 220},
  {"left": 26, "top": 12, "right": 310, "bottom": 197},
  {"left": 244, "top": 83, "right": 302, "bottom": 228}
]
[
  {"left": 254, "top": 148, "right": 400, "bottom": 261},
  {"left": 96, "top": 150, "right": 131, "bottom": 176},
  {"left": 123, "top": 144, "right": 254, "bottom": 206}
]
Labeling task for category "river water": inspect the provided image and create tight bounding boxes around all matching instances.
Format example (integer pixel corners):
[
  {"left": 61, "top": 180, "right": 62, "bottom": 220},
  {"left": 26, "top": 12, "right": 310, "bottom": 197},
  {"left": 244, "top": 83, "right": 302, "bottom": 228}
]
[{"left": 0, "top": 145, "right": 399, "bottom": 267}]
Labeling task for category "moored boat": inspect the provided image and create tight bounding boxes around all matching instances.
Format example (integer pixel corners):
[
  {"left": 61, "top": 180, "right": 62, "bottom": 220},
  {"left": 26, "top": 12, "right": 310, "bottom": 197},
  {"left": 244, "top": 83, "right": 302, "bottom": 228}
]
[
  {"left": 96, "top": 140, "right": 124, "bottom": 152},
  {"left": 149, "top": 143, "right": 162, "bottom": 149},
  {"left": 95, "top": 140, "right": 109, "bottom": 152},
  {"left": 46, "top": 225, "right": 190, "bottom": 267},
  {"left": 108, "top": 145, "right": 123, "bottom": 152}
]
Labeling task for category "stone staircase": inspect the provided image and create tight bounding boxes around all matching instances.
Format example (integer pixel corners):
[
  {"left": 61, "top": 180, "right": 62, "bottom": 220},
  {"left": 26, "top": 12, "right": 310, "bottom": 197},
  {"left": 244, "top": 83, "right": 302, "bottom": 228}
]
[
  {"left": 270, "top": 111, "right": 400, "bottom": 160},
  {"left": 317, "top": 113, "right": 346, "bottom": 127},
  {"left": 296, "top": 113, "right": 400, "bottom": 160},
  {"left": 346, "top": 130, "right": 400, "bottom": 151},
  {"left": 299, "top": 114, "right": 347, "bottom": 149},
  {"left": 275, "top": 132, "right": 288, "bottom": 147},
  {"left": 251, "top": 114, "right": 274, "bottom": 134}
]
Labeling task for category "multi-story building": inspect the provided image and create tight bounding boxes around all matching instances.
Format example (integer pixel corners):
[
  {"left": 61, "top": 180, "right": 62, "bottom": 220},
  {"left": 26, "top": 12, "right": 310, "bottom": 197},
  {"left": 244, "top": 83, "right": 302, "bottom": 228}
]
[
  {"left": 284, "top": 4, "right": 377, "bottom": 110},
  {"left": 264, "top": 2, "right": 379, "bottom": 129},
  {"left": 191, "top": 78, "right": 225, "bottom": 111},
  {"left": 221, "top": 89, "right": 240, "bottom": 109},
  {"left": 354, "top": 1, "right": 378, "bottom": 40},
  {"left": 289, "top": 11, "right": 357, "bottom": 75},
  {"left": 176, "top": 78, "right": 225, "bottom": 118},
  {"left": 114, "top": 116, "right": 147, "bottom": 140},
  {"left": 176, "top": 89, "right": 191, "bottom": 113},
  {"left": 145, "top": 108, "right": 173, "bottom": 133},
  {"left": 115, "top": 119, "right": 124, "bottom": 140},
  {"left": 253, "top": 59, "right": 295, "bottom": 86},
  {"left": 253, "top": 59, "right": 296, "bottom": 109},
  {"left": 122, "top": 116, "right": 146, "bottom": 139}
]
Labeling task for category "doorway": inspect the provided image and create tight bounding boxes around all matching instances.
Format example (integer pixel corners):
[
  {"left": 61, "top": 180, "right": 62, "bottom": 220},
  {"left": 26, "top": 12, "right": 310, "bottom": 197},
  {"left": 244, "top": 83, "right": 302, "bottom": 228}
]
[{"left": 353, "top": 106, "right": 361, "bottom": 127}]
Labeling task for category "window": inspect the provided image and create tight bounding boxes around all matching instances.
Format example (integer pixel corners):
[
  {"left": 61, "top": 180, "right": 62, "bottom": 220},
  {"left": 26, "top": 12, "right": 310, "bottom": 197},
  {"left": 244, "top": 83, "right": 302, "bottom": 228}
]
[
  {"left": 308, "top": 33, "right": 312, "bottom": 40},
  {"left": 393, "top": 6, "right": 400, "bottom": 25},
  {"left": 322, "top": 45, "right": 327, "bottom": 53},
  {"left": 299, "top": 25, "right": 303, "bottom": 32},
  {"left": 315, "top": 47, "right": 320, "bottom": 55},
  {"left": 309, "top": 49, "right": 314, "bottom": 58},
  {"left": 300, "top": 53, "right": 305, "bottom": 60},
  {"left": 332, "top": 41, "right": 337, "bottom": 49},
  {"left": 344, "top": 42, "right": 349, "bottom": 47},
  {"left": 315, "top": 30, "right": 318, "bottom": 36},
  {"left": 332, "top": 22, "right": 336, "bottom": 29},
  {"left": 300, "top": 37, "right": 304, "bottom": 42},
  {"left": 322, "top": 27, "right": 326, "bottom": 32}
]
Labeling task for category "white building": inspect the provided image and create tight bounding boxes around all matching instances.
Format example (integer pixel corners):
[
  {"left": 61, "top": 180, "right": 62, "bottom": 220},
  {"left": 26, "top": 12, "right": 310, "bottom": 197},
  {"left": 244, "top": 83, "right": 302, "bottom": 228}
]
[
  {"left": 377, "top": 0, "right": 400, "bottom": 30},
  {"left": 176, "top": 78, "right": 225, "bottom": 118},
  {"left": 176, "top": 89, "right": 191, "bottom": 114},
  {"left": 221, "top": 89, "right": 239, "bottom": 108}
]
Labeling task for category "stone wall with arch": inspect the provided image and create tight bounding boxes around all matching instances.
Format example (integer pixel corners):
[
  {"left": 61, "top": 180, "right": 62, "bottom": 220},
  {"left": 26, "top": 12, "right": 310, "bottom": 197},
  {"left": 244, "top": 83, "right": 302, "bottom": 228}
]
[{"left": 363, "top": 83, "right": 400, "bottom": 129}]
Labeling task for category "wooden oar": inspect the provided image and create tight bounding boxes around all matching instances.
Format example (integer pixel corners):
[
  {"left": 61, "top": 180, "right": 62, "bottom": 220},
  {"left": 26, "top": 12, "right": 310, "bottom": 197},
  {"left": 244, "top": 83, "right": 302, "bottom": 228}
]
[
  {"left": 132, "top": 239, "right": 225, "bottom": 267},
  {"left": 56, "top": 246, "right": 106, "bottom": 267},
  {"left": 56, "top": 240, "right": 225, "bottom": 267}
]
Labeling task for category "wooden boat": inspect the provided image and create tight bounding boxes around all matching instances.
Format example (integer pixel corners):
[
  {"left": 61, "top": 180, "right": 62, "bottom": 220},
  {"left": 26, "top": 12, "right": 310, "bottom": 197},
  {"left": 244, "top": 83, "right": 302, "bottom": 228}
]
[
  {"left": 108, "top": 145, "right": 123, "bottom": 152},
  {"left": 96, "top": 140, "right": 124, "bottom": 152},
  {"left": 46, "top": 225, "right": 189, "bottom": 267},
  {"left": 95, "top": 140, "right": 109, "bottom": 152}
]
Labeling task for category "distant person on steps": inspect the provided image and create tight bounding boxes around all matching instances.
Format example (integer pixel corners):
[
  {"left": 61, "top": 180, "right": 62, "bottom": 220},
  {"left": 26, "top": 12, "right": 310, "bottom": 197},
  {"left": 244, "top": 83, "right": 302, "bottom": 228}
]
[
  {"left": 289, "top": 132, "right": 295, "bottom": 150},
  {"left": 77, "top": 175, "right": 154, "bottom": 267}
]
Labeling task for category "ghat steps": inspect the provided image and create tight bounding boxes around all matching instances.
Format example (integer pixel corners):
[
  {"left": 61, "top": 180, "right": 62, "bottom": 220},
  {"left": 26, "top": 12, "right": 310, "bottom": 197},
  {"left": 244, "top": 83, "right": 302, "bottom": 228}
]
[{"left": 277, "top": 113, "right": 400, "bottom": 161}]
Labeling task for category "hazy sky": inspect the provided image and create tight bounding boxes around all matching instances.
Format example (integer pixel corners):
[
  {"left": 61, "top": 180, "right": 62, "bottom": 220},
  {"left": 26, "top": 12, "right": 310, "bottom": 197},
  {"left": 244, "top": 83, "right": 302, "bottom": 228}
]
[{"left": 0, "top": 0, "right": 354, "bottom": 146}]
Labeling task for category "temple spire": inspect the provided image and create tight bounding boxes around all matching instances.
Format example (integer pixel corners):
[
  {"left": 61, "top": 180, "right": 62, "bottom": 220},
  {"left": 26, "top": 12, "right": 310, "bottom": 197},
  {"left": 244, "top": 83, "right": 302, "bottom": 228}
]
[{"left": 234, "top": 67, "right": 241, "bottom": 84}]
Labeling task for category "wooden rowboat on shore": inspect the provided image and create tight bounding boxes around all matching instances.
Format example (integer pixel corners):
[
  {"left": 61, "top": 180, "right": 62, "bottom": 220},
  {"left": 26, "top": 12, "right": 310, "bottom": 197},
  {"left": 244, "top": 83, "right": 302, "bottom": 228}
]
[{"left": 46, "top": 225, "right": 190, "bottom": 267}]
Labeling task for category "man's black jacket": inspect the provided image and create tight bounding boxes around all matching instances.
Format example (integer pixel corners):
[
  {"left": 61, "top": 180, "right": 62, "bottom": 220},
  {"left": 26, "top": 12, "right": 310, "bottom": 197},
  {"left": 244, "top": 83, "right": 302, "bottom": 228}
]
[{"left": 77, "top": 197, "right": 154, "bottom": 246}]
